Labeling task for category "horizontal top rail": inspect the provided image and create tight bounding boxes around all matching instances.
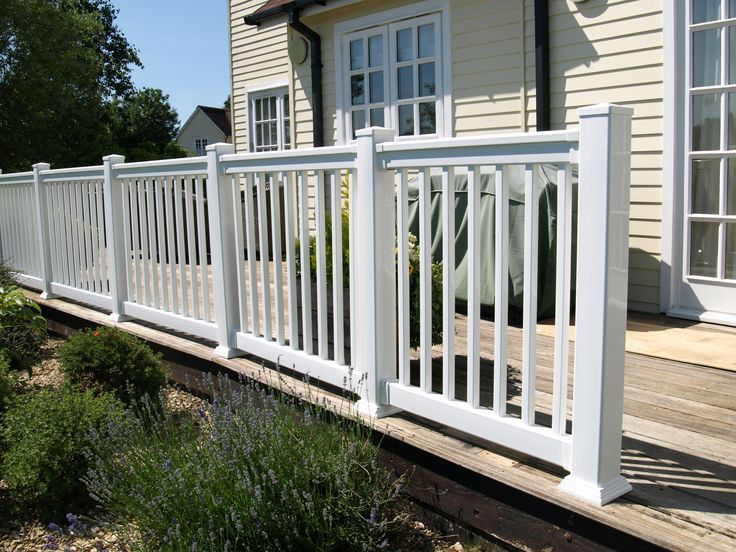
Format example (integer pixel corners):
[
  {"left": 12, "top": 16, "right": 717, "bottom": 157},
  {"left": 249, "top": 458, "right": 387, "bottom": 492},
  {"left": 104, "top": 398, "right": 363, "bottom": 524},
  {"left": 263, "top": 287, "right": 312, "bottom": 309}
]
[
  {"left": 221, "top": 145, "right": 358, "bottom": 173},
  {"left": 377, "top": 129, "right": 580, "bottom": 169},
  {"left": 113, "top": 156, "right": 208, "bottom": 179},
  {"left": 0, "top": 171, "right": 34, "bottom": 185},
  {"left": 40, "top": 165, "right": 104, "bottom": 182}
]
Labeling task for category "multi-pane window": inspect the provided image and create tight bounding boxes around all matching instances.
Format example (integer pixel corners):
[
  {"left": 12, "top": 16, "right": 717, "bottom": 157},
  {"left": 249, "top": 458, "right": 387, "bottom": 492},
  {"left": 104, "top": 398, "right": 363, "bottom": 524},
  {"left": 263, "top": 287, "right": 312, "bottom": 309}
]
[
  {"left": 348, "top": 29, "right": 388, "bottom": 138},
  {"left": 343, "top": 13, "right": 443, "bottom": 140},
  {"left": 250, "top": 88, "right": 291, "bottom": 152},
  {"left": 194, "top": 138, "right": 208, "bottom": 156},
  {"left": 686, "top": 0, "right": 736, "bottom": 279}
]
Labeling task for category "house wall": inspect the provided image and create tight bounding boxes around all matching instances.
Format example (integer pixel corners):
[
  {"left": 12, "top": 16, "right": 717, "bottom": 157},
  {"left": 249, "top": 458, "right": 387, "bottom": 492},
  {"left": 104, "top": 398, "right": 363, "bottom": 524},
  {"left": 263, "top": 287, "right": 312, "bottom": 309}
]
[
  {"left": 177, "top": 110, "right": 228, "bottom": 155},
  {"left": 230, "top": 0, "right": 290, "bottom": 151},
  {"left": 539, "top": 0, "right": 664, "bottom": 313},
  {"left": 229, "top": 0, "right": 664, "bottom": 313}
]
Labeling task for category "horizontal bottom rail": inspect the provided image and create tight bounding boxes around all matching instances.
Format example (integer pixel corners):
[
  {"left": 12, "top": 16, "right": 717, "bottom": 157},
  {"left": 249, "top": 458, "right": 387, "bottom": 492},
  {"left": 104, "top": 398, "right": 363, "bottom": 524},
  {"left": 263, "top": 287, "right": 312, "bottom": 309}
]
[
  {"left": 235, "top": 331, "right": 362, "bottom": 393},
  {"left": 122, "top": 301, "right": 218, "bottom": 341},
  {"left": 49, "top": 282, "right": 112, "bottom": 310},
  {"left": 387, "top": 383, "right": 572, "bottom": 469},
  {"left": 15, "top": 274, "right": 43, "bottom": 290}
]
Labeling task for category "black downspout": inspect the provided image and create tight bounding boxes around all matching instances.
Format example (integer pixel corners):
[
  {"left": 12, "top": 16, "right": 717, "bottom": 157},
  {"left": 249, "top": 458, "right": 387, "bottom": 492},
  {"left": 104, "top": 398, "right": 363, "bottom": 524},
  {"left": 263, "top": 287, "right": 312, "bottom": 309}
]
[
  {"left": 534, "top": 0, "right": 551, "bottom": 131},
  {"left": 288, "top": 11, "right": 324, "bottom": 147}
]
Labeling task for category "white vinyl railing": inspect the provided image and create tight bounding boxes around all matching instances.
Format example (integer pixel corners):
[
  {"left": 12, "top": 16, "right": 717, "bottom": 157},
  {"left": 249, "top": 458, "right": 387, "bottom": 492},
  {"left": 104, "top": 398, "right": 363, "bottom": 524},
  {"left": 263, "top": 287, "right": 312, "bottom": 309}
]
[
  {"left": 39, "top": 165, "right": 111, "bottom": 309},
  {"left": 0, "top": 104, "right": 633, "bottom": 506},
  {"left": 0, "top": 171, "right": 40, "bottom": 282},
  {"left": 381, "top": 132, "right": 577, "bottom": 468},
  {"left": 110, "top": 156, "right": 217, "bottom": 340},
  {"left": 216, "top": 146, "right": 359, "bottom": 389}
]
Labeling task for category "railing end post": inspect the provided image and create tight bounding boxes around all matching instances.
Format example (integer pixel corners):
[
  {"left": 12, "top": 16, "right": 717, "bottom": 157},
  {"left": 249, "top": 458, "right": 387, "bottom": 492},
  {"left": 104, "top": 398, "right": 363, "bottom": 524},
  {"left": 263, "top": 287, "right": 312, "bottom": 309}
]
[
  {"left": 564, "top": 103, "right": 633, "bottom": 505},
  {"left": 559, "top": 473, "right": 632, "bottom": 507}
]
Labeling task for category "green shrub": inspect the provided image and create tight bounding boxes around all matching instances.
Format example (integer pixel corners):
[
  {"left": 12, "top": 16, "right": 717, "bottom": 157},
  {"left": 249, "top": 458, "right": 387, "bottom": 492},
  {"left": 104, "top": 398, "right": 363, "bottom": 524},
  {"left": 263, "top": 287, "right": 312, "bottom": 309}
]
[
  {"left": 0, "top": 285, "right": 46, "bottom": 373},
  {"left": 0, "top": 262, "right": 16, "bottom": 289},
  {"left": 59, "top": 327, "right": 167, "bottom": 403},
  {"left": 85, "top": 378, "right": 406, "bottom": 551},
  {"left": 405, "top": 233, "right": 443, "bottom": 348},
  {"left": 295, "top": 212, "right": 351, "bottom": 289},
  {"left": 296, "top": 215, "right": 443, "bottom": 348},
  {"left": 1, "top": 387, "right": 121, "bottom": 519},
  {"left": 0, "top": 349, "right": 16, "bottom": 415}
]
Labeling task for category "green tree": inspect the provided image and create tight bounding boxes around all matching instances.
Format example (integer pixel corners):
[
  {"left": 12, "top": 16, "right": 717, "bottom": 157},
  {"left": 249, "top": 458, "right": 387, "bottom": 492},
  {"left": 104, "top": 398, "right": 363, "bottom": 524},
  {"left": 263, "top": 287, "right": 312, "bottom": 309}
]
[
  {"left": 113, "top": 87, "right": 185, "bottom": 161},
  {"left": 223, "top": 95, "right": 231, "bottom": 111},
  {"left": 0, "top": 0, "right": 141, "bottom": 172}
]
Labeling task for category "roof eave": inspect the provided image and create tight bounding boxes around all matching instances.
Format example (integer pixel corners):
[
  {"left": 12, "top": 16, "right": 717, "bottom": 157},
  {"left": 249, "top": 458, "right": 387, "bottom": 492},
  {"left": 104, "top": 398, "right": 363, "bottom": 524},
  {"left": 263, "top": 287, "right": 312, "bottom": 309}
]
[{"left": 243, "top": 0, "right": 325, "bottom": 26}]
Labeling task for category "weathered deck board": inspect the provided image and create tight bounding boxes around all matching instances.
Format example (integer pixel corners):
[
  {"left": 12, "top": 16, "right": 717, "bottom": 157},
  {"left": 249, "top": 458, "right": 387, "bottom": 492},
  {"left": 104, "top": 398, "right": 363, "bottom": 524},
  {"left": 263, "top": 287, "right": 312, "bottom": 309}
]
[{"left": 22, "top": 267, "right": 736, "bottom": 551}]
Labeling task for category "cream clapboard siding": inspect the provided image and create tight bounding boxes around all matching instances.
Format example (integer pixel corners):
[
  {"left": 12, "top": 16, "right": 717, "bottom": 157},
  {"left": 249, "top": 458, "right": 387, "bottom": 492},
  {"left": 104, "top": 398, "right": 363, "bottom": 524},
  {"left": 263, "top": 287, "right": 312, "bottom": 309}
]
[
  {"left": 294, "top": 0, "right": 526, "bottom": 147},
  {"left": 229, "top": 0, "right": 290, "bottom": 151},
  {"left": 231, "top": 0, "right": 665, "bottom": 312},
  {"left": 529, "top": 0, "right": 664, "bottom": 312}
]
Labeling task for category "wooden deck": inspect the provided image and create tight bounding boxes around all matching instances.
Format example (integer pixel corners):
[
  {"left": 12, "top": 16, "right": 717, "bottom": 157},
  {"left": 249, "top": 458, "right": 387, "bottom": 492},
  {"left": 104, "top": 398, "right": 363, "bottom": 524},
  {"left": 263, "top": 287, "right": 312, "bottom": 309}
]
[{"left": 22, "top": 282, "right": 736, "bottom": 551}]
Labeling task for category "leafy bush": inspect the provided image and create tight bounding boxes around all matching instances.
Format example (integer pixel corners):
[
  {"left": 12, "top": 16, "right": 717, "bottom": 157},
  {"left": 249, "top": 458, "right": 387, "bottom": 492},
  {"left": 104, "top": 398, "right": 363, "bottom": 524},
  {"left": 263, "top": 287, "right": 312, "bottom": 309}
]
[
  {"left": 405, "top": 233, "right": 443, "bottom": 348},
  {"left": 295, "top": 212, "right": 351, "bottom": 289},
  {"left": 0, "top": 262, "right": 16, "bottom": 289},
  {"left": 1, "top": 387, "right": 121, "bottom": 519},
  {"left": 295, "top": 210, "right": 443, "bottom": 348},
  {"left": 0, "top": 285, "right": 46, "bottom": 373},
  {"left": 59, "top": 327, "right": 167, "bottom": 403},
  {"left": 85, "top": 379, "right": 406, "bottom": 551}
]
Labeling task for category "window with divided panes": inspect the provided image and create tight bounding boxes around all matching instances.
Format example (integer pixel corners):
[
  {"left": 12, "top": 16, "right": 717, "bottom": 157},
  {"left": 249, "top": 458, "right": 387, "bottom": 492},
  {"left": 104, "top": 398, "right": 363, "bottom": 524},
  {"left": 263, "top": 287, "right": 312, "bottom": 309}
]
[
  {"left": 194, "top": 138, "right": 208, "bottom": 156},
  {"left": 250, "top": 89, "right": 291, "bottom": 152},
  {"left": 343, "top": 13, "right": 442, "bottom": 140},
  {"left": 687, "top": 0, "right": 736, "bottom": 280}
]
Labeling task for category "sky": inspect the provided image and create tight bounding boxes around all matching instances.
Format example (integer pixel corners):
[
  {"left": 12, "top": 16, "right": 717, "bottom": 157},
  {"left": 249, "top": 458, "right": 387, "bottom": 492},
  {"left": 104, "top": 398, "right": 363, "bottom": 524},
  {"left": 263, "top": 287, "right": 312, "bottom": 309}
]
[{"left": 111, "top": 0, "right": 231, "bottom": 127}]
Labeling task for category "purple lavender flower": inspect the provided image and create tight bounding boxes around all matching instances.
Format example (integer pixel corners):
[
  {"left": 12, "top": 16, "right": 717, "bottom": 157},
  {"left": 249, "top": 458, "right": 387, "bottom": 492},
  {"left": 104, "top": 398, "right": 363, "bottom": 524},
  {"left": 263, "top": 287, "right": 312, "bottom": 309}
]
[
  {"left": 47, "top": 522, "right": 62, "bottom": 533},
  {"left": 65, "top": 513, "right": 78, "bottom": 526},
  {"left": 369, "top": 508, "right": 378, "bottom": 524}
]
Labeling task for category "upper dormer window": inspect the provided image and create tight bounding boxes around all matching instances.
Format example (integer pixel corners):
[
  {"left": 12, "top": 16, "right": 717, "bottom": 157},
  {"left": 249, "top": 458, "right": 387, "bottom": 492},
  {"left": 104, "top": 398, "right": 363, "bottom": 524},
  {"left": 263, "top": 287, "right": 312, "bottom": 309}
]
[{"left": 194, "top": 138, "right": 208, "bottom": 156}]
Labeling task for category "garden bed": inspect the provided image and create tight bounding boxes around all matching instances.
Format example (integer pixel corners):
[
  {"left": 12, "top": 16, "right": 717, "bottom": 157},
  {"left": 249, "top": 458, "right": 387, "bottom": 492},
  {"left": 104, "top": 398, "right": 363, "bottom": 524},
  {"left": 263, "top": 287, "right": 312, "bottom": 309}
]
[{"left": 0, "top": 334, "right": 500, "bottom": 552}]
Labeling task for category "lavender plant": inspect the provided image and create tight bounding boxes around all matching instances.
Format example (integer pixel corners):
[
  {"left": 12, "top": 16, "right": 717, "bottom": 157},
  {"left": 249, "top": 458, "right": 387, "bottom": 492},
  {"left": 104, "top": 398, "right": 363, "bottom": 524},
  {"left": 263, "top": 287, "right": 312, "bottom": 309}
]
[{"left": 85, "top": 377, "right": 406, "bottom": 551}]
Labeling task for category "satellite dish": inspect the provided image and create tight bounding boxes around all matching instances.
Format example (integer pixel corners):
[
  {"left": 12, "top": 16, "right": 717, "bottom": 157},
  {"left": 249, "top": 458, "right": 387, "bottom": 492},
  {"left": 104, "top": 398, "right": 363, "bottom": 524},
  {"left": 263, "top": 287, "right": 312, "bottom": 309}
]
[{"left": 289, "top": 36, "right": 309, "bottom": 65}]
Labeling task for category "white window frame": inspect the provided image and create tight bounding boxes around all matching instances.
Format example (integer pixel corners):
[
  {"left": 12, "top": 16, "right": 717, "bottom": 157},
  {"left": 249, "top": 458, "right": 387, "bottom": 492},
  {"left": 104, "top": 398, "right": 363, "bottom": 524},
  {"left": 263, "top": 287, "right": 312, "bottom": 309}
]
[
  {"left": 663, "top": 0, "right": 736, "bottom": 323},
  {"left": 344, "top": 26, "right": 390, "bottom": 139},
  {"left": 246, "top": 83, "right": 291, "bottom": 152},
  {"left": 334, "top": 0, "right": 452, "bottom": 144},
  {"left": 194, "top": 138, "right": 208, "bottom": 156}
]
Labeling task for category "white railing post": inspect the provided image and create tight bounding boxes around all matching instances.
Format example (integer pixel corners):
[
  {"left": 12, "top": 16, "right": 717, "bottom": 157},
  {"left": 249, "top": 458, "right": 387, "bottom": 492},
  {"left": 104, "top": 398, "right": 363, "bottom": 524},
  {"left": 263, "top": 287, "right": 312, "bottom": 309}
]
[
  {"left": 354, "top": 127, "right": 401, "bottom": 418},
  {"left": 560, "top": 104, "right": 634, "bottom": 505},
  {"left": 32, "top": 162, "right": 55, "bottom": 299},
  {"left": 205, "top": 142, "right": 240, "bottom": 358},
  {"left": 103, "top": 154, "right": 129, "bottom": 322}
]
